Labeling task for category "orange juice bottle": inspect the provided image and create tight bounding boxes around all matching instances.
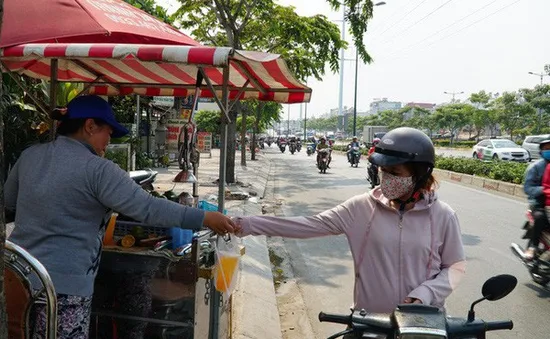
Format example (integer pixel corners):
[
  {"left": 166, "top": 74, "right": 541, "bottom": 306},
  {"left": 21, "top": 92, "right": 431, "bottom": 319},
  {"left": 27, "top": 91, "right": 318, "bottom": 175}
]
[
  {"left": 215, "top": 256, "right": 239, "bottom": 292},
  {"left": 102, "top": 213, "right": 118, "bottom": 246}
]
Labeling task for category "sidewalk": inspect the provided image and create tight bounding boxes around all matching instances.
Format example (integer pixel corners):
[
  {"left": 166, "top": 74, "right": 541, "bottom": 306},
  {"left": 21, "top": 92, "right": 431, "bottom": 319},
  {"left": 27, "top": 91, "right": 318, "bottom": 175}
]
[{"left": 152, "top": 149, "right": 282, "bottom": 339}]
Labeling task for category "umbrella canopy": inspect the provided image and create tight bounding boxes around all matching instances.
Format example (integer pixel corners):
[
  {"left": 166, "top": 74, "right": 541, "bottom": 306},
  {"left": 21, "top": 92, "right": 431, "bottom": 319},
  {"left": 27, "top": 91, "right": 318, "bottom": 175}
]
[
  {"left": 0, "top": 43, "right": 312, "bottom": 103},
  {"left": 1, "top": 0, "right": 199, "bottom": 48}
]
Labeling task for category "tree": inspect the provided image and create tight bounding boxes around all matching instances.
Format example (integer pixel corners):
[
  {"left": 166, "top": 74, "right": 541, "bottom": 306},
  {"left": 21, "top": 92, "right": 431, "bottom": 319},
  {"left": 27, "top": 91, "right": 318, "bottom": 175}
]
[
  {"left": 173, "top": 0, "right": 351, "bottom": 182},
  {"left": 195, "top": 110, "right": 222, "bottom": 133},
  {"left": 521, "top": 85, "right": 550, "bottom": 134},
  {"left": 469, "top": 91, "right": 493, "bottom": 140},
  {"left": 493, "top": 92, "right": 535, "bottom": 141},
  {"left": 432, "top": 104, "right": 474, "bottom": 144},
  {"left": 124, "top": 0, "right": 174, "bottom": 24},
  {"left": 325, "top": 0, "right": 376, "bottom": 63}
]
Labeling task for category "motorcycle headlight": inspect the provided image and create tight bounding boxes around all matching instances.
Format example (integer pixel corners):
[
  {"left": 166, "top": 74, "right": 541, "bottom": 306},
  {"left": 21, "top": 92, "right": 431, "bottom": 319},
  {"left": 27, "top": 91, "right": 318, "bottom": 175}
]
[{"left": 394, "top": 305, "right": 447, "bottom": 339}]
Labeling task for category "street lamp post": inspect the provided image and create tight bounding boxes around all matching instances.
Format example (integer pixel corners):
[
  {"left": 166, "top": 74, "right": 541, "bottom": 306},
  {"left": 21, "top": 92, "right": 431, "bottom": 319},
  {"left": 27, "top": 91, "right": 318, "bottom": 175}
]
[
  {"left": 444, "top": 91, "right": 464, "bottom": 103},
  {"left": 528, "top": 71, "right": 548, "bottom": 86},
  {"left": 352, "top": 1, "right": 386, "bottom": 137}
]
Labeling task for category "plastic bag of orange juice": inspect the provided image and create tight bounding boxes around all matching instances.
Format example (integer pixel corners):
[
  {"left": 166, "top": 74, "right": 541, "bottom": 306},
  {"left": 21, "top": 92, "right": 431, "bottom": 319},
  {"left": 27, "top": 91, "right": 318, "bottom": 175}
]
[{"left": 214, "top": 234, "right": 241, "bottom": 298}]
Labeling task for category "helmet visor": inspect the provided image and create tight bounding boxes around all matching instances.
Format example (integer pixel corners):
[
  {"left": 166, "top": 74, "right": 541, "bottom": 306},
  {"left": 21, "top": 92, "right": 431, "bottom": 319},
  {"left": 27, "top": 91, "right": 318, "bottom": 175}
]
[{"left": 369, "top": 147, "right": 417, "bottom": 166}]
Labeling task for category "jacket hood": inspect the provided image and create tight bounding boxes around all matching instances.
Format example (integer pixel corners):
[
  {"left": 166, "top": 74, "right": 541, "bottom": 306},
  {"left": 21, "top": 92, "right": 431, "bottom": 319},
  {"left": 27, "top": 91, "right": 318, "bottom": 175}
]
[{"left": 369, "top": 187, "right": 439, "bottom": 212}]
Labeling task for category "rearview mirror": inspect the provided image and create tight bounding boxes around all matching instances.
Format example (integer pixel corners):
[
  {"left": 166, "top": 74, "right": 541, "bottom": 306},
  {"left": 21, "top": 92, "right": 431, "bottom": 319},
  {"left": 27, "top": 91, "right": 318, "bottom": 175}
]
[{"left": 481, "top": 274, "right": 517, "bottom": 301}]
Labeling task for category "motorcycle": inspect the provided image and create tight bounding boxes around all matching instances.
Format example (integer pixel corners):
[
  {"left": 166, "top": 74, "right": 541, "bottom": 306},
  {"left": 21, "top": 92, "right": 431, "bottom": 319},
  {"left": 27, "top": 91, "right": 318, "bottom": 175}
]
[
  {"left": 279, "top": 142, "right": 287, "bottom": 153},
  {"left": 129, "top": 169, "right": 158, "bottom": 191},
  {"left": 321, "top": 274, "right": 516, "bottom": 339},
  {"left": 296, "top": 141, "right": 302, "bottom": 152},
  {"left": 289, "top": 141, "right": 297, "bottom": 154},
  {"left": 348, "top": 146, "right": 361, "bottom": 168},
  {"left": 366, "top": 163, "right": 379, "bottom": 189},
  {"left": 307, "top": 144, "right": 315, "bottom": 156},
  {"left": 317, "top": 149, "right": 330, "bottom": 174},
  {"left": 511, "top": 209, "right": 550, "bottom": 286}
]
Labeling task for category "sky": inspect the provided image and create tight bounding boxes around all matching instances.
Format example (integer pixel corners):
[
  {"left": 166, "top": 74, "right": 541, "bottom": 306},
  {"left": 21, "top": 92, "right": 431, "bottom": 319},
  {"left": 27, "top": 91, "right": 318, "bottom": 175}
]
[{"left": 156, "top": 0, "right": 549, "bottom": 120}]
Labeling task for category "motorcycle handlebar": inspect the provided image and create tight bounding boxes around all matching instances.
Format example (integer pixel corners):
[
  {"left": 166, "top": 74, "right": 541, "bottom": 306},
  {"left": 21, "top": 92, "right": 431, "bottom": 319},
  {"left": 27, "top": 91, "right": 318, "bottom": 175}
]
[
  {"left": 485, "top": 320, "right": 513, "bottom": 331},
  {"left": 318, "top": 312, "right": 351, "bottom": 325},
  {"left": 320, "top": 311, "right": 513, "bottom": 338}
]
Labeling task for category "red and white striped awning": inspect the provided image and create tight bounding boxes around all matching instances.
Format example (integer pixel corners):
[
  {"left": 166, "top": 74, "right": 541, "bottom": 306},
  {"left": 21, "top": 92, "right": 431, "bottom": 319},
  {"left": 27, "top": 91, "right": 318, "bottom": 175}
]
[{"left": 0, "top": 43, "right": 311, "bottom": 104}]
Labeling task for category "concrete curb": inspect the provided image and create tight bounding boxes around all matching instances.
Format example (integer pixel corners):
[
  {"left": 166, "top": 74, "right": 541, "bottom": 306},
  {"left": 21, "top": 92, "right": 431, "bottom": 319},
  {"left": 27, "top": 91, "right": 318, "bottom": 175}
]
[
  {"left": 433, "top": 168, "right": 526, "bottom": 199},
  {"left": 231, "top": 153, "right": 282, "bottom": 339}
]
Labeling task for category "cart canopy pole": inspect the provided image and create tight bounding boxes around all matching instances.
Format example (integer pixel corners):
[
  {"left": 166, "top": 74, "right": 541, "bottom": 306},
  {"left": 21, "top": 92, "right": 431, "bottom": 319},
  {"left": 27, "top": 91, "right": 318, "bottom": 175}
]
[{"left": 217, "top": 66, "right": 230, "bottom": 213}]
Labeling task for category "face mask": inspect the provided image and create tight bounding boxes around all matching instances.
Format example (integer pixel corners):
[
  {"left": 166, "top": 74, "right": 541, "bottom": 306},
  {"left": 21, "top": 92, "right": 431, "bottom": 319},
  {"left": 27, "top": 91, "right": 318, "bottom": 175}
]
[
  {"left": 542, "top": 150, "right": 550, "bottom": 161},
  {"left": 379, "top": 171, "right": 415, "bottom": 200}
]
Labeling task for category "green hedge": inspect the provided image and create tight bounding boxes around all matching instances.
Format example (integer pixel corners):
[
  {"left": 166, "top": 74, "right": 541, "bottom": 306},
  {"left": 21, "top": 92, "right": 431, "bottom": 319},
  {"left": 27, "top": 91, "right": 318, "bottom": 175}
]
[
  {"left": 432, "top": 140, "right": 477, "bottom": 148},
  {"left": 435, "top": 156, "right": 528, "bottom": 184}
]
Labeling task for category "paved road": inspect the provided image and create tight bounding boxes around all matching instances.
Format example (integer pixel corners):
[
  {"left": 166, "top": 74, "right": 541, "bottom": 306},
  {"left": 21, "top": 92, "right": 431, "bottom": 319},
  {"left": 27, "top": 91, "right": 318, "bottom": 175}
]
[{"left": 260, "top": 146, "right": 545, "bottom": 339}]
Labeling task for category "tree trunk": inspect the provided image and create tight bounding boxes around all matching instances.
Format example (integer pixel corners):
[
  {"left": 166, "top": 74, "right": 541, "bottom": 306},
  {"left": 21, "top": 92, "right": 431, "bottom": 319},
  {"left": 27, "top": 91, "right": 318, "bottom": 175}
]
[
  {"left": 0, "top": 0, "right": 8, "bottom": 336},
  {"left": 225, "top": 109, "right": 239, "bottom": 184},
  {"left": 240, "top": 109, "right": 247, "bottom": 166},
  {"left": 251, "top": 104, "right": 263, "bottom": 161}
]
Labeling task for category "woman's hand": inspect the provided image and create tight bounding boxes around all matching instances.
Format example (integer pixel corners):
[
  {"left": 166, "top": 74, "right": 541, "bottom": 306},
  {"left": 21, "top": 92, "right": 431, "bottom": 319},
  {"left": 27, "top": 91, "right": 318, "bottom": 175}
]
[
  {"left": 203, "top": 211, "right": 236, "bottom": 235},
  {"left": 403, "top": 297, "right": 422, "bottom": 304}
]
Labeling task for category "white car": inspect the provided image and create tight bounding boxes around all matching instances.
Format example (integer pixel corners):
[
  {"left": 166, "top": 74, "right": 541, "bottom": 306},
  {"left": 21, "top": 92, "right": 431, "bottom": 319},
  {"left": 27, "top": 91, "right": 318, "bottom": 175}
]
[
  {"left": 472, "top": 139, "right": 529, "bottom": 162},
  {"left": 522, "top": 134, "right": 550, "bottom": 160}
]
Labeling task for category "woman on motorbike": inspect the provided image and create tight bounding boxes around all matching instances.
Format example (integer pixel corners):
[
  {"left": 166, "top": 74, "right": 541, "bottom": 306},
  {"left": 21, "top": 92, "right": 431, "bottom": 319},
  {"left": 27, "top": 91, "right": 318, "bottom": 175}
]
[{"left": 234, "top": 127, "right": 465, "bottom": 314}]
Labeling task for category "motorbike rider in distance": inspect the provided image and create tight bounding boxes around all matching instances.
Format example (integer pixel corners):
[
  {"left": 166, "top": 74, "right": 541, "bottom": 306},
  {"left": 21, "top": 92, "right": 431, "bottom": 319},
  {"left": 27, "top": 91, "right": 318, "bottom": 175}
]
[
  {"left": 523, "top": 139, "right": 550, "bottom": 259},
  {"left": 317, "top": 137, "right": 332, "bottom": 168},
  {"left": 368, "top": 137, "right": 381, "bottom": 156},
  {"left": 347, "top": 136, "right": 361, "bottom": 163}
]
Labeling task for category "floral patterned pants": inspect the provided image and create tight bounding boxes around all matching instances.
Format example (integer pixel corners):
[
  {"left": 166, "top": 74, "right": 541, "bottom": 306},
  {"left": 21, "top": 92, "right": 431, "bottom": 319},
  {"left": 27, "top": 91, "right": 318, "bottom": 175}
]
[{"left": 32, "top": 294, "right": 93, "bottom": 339}]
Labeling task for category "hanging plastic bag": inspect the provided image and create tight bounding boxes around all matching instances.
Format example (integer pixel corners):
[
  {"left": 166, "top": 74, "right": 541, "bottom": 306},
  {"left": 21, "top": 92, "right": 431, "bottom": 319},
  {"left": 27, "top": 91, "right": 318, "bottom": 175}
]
[{"left": 214, "top": 234, "right": 241, "bottom": 299}]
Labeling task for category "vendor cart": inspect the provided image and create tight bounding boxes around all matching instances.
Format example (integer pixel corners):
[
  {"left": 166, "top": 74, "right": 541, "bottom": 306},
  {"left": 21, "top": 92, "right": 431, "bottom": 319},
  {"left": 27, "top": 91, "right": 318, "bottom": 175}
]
[{"left": 0, "top": 2, "right": 311, "bottom": 337}]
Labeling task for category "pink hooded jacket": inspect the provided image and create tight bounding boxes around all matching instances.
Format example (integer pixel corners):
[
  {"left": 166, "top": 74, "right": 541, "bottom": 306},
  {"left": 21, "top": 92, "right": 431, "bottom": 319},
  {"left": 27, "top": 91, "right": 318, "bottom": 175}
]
[{"left": 236, "top": 188, "right": 466, "bottom": 313}]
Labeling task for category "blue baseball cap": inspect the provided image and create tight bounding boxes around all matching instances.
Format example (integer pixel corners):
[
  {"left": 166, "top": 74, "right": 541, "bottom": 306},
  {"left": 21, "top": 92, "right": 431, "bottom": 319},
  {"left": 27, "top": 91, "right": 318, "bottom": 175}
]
[{"left": 65, "top": 95, "right": 129, "bottom": 138}]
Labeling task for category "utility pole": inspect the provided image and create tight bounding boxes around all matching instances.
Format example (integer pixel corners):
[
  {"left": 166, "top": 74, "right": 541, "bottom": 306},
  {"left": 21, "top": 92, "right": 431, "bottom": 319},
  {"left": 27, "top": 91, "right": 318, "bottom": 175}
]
[
  {"left": 528, "top": 71, "right": 548, "bottom": 86},
  {"left": 304, "top": 102, "right": 308, "bottom": 139},
  {"left": 287, "top": 105, "right": 290, "bottom": 137},
  {"left": 338, "top": 6, "right": 345, "bottom": 119},
  {"left": 444, "top": 91, "right": 464, "bottom": 103}
]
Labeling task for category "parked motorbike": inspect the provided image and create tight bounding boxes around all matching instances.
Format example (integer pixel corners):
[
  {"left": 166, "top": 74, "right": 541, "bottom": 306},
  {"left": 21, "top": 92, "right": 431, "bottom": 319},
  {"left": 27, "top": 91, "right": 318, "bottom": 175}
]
[
  {"left": 296, "top": 141, "right": 302, "bottom": 152},
  {"left": 289, "top": 141, "right": 297, "bottom": 154},
  {"left": 129, "top": 169, "right": 158, "bottom": 191},
  {"left": 511, "top": 209, "right": 550, "bottom": 286},
  {"left": 348, "top": 146, "right": 361, "bottom": 168},
  {"left": 366, "top": 163, "right": 379, "bottom": 189},
  {"left": 317, "top": 149, "right": 330, "bottom": 174},
  {"left": 321, "top": 274, "right": 516, "bottom": 339},
  {"left": 279, "top": 142, "right": 287, "bottom": 153}
]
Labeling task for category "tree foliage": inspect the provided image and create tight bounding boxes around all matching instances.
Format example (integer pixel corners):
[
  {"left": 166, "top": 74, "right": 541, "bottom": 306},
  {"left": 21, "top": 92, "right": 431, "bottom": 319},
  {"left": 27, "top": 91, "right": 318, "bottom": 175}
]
[{"left": 124, "top": 0, "right": 174, "bottom": 24}]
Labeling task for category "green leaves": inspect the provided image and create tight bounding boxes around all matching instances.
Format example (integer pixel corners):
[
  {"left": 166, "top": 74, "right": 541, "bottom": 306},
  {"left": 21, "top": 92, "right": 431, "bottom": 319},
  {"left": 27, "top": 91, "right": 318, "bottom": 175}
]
[
  {"left": 435, "top": 156, "right": 527, "bottom": 184},
  {"left": 326, "top": 0, "right": 375, "bottom": 63},
  {"left": 195, "top": 110, "right": 222, "bottom": 133},
  {"left": 173, "top": 0, "right": 347, "bottom": 81}
]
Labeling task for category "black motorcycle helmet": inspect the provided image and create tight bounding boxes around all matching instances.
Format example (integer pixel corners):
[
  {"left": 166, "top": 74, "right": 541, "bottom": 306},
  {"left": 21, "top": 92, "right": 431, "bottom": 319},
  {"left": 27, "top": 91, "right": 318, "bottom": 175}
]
[
  {"left": 369, "top": 127, "right": 435, "bottom": 167},
  {"left": 369, "top": 127, "right": 436, "bottom": 206}
]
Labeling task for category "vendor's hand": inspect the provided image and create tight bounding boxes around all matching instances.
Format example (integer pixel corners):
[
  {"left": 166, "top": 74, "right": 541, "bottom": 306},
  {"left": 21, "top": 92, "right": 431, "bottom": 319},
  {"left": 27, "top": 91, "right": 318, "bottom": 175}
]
[
  {"left": 403, "top": 297, "right": 422, "bottom": 304},
  {"left": 203, "top": 211, "right": 236, "bottom": 235}
]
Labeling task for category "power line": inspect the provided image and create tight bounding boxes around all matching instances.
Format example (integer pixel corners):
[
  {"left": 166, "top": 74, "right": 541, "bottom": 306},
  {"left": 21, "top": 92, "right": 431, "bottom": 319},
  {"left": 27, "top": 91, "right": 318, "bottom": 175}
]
[
  {"left": 383, "top": 0, "right": 500, "bottom": 58},
  {"left": 373, "top": 0, "right": 431, "bottom": 38},
  {"left": 422, "top": 0, "right": 521, "bottom": 49},
  {"left": 381, "top": 0, "right": 455, "bottom": 44},
  {"left": 383, "top": 0, "right": 522, "bottom": 61}
]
